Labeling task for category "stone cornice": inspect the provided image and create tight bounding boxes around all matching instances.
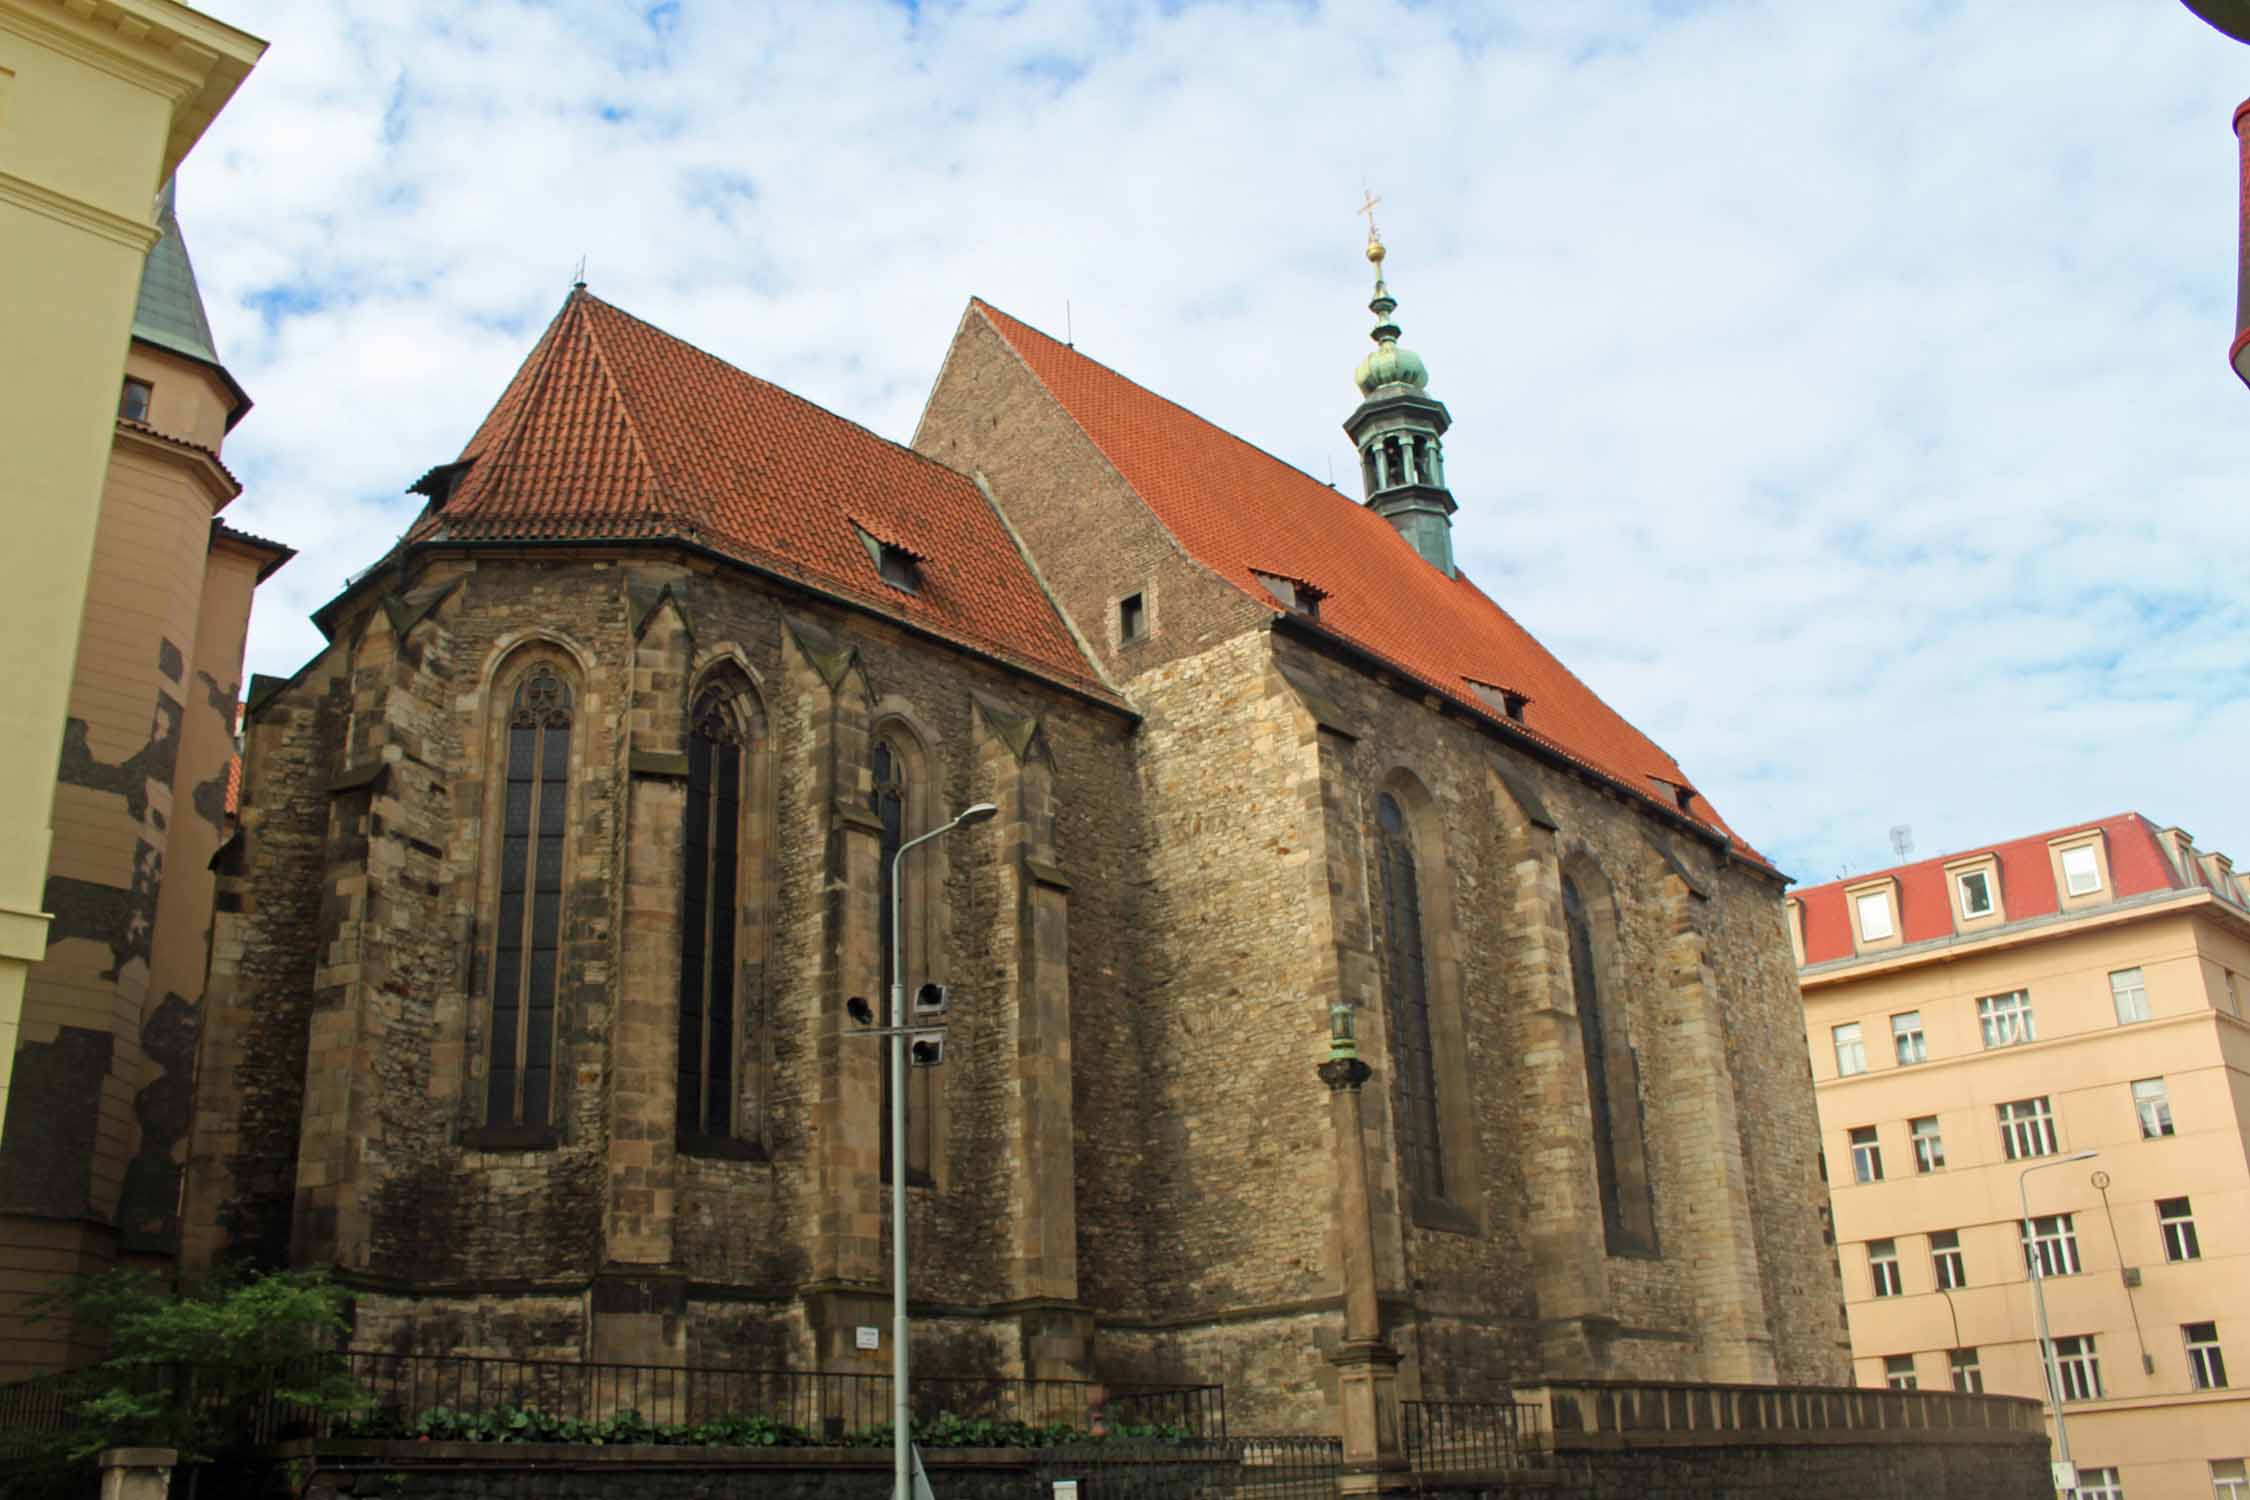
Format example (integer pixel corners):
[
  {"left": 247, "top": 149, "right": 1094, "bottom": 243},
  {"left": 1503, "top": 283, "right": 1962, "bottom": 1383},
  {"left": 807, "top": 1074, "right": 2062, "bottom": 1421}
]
[{"left": 0, "top": 167, "right": 158, "bottom": 253}]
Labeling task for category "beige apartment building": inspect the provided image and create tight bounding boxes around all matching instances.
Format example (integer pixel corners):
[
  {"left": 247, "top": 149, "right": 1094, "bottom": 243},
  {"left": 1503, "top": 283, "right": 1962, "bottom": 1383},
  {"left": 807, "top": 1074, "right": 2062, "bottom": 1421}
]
[{"left": 1794, "top": 813, "right": 2250, "bottom": 1500}]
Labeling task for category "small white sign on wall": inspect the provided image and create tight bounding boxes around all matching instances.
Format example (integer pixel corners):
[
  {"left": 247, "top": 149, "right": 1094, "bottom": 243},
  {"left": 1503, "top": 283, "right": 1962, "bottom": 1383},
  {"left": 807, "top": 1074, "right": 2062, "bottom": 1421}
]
[
  {"left": 1052, "top": 1482, "right": 1079, "bottom": 1499},
  {"left": 855, "top": 1325, "right": 881, "bottom": 1351}
]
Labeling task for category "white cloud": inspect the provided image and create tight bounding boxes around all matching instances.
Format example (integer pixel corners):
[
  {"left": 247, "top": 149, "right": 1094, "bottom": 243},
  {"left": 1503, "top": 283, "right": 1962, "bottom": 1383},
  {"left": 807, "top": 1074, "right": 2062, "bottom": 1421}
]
[{"left": 182, "top": 0, "right": 2250, "bottom": 881}]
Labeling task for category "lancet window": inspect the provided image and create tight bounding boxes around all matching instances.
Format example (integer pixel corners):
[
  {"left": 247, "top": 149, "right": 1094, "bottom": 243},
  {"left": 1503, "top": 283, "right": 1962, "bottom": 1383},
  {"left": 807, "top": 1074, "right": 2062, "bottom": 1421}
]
[
  {"left": 1563, "top": 871, "right": 1658, "bottom": 1255},
  {"left": 1376, "top": 792, "right": 1446, "bottom": 1205},
  {"left": 487, "top": 664, "right": 571, "bottom": 1130},
  {"left": 679, "top": 683, "right": 746, "bottom": 1141},
  {"left": 872, "top": 733, "right": 934, "bottom": 1184}
]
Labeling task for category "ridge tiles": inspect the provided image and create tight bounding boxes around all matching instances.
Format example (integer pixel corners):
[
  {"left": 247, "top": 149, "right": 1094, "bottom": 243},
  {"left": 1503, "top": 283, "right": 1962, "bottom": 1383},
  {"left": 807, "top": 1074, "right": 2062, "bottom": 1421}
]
[
  {"left": 968, "top": 298, "right": 1752, "bottom": 856},
  {"left": 412, "top": 290, "right": 1111, "bottom": 699}
]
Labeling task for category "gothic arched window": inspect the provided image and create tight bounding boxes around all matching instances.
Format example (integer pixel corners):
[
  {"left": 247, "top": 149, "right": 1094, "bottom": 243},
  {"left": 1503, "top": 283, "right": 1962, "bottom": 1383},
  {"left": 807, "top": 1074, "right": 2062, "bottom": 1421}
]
[
  {"left": 679, "top": 683, "right": 744, "bottom": 1140},
  {"left": 1376, "top": 791, "right": 1445, "bottom": 1204},
  {"left": 1563, "top": 871, "right": 1657, "bottom": 1256},
  {"left": 488, "top": 664, "right": 571, "bottom": 1130},
  {"left": 872, "top": 734, "right": 933, "bottom": 1183}
]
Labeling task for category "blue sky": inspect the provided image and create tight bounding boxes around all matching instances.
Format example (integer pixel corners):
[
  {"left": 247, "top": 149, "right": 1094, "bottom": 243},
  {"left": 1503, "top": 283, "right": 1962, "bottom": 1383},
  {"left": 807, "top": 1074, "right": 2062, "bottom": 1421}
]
[{"left": 181, "top": 0, "right": 2250, "bottom": 885}]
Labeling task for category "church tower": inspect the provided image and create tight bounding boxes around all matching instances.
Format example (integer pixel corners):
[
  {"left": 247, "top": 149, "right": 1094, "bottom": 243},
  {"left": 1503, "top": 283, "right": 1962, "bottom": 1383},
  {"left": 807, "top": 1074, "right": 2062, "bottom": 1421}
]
[{"left": 1343, "top": 230, "right": 1457, "bottom": 576}]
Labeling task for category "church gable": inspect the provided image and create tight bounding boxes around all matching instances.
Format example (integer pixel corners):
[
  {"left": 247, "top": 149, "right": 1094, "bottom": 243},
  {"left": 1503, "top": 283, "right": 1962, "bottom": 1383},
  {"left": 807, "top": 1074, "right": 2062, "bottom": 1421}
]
[
  {"left": 404, "top": 288, "right": 1116, "bottom": 705},
  {"left": 949, "top": 297, "right": 1762, "bottom": 864}
]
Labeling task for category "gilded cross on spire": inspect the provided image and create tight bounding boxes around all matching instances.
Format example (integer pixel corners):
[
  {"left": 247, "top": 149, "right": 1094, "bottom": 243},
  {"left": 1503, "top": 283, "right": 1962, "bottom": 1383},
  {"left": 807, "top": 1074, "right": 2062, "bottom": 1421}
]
[{"left": 1357, "top": 188, "right": 1383, "bottom": 252}]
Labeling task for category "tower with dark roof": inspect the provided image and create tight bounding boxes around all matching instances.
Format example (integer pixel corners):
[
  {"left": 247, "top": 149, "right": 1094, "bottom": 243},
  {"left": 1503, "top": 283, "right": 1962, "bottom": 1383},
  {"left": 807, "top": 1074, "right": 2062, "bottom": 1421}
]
[{"left": 1344, "top": 232, "right": 1457, "bottom": 577}]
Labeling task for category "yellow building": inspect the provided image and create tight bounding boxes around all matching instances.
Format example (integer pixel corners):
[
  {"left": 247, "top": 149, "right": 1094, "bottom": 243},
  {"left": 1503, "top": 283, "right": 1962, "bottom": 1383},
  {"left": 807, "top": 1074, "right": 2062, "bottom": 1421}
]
[
  {"left": 0, "top": 0, "right": 264, "bottom": 1162},
  {"left": 1794, "top": 814, "right": 2250, "bottom": 1500}
]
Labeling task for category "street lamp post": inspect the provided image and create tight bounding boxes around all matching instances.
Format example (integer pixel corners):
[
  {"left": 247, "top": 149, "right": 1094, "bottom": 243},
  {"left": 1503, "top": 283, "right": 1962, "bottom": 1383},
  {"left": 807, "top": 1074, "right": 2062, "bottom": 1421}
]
[
  {"left": 884, "top": 801, "right": 995, "bottom": 1500},
  {"left": 2019, "top": 1149, "right": 2098, "bottom": 1494}
]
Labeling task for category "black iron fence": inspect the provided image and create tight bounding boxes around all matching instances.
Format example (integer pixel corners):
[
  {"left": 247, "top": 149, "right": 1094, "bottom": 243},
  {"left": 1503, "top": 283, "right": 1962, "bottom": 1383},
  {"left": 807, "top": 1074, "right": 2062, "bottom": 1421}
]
[
  {"left": 1400, "top": 1398, "right": 1547, "bottom": 1473},
  {"left": 0, "top": 1350, "right": 1225, "bottom": 1454}
]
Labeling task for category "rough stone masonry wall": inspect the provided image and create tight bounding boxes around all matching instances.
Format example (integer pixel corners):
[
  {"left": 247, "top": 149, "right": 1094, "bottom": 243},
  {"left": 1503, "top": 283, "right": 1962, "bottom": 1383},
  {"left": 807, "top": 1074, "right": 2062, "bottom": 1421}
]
[
  {"left": 192, "top": 546, "right": 1140, "bottom": 1378},
  {"left": 1261, "top": 631, "right": 1846, "bottom": 1392}
]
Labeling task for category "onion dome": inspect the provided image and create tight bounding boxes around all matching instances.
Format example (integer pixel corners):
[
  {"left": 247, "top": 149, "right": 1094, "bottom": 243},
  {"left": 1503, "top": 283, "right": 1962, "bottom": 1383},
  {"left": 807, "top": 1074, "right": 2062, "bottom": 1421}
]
[{"left": 1353, "top": 238, "right": 1429, "bottom": 396}]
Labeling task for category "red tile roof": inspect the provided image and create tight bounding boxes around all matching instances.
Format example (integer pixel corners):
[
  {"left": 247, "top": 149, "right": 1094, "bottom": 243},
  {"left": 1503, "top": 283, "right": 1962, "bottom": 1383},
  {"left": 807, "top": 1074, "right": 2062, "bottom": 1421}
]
[
  {"left": 1793, "top": 812, "right": 2197, "bottom": 966},
  {"left": 409, "top": 290, "right": 1114, "bottom": 702},
  {"left": 967, "top": 300, "right": 1757, "bottom": 859}
]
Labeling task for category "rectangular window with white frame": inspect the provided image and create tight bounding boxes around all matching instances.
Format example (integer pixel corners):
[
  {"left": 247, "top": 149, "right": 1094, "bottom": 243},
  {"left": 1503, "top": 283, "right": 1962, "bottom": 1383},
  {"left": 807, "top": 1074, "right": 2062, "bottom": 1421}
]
[
  {"left": 2110, "top": 967, "right": 2150, "bottom": 1024},
  {"left": 2022, "top": 1214, "right": 2081, "bottom": 1278},
  {"left": 2046, "top": 1333, "right": 2102, "bottom": 1401},
  {"left": 2061, "top": 843, "right": 2103, "bottom": 897},
  {"left": 2213, "top": 1458, "right": 2248, "bottom": 1500},
  {"left": 1849, "top": 1126, "right": 1883, "bottom": 1184},
  {"left": 1931, "top": 1228, "right": 1966, "bottom": 1290},
  {"left": 1978, "top": 990, "right": 2036, "bottom": 1048},
  {"left": 1911, "top": 1115, "right": 1945, "bottom": 1173},
  {"left": 2187, "top": 1322, "right": 2229, "bottom": 1390},
  {"left": 1892, "top": 1010, "right": 1926, "bottom": 1065},
  {"left": 1955, "top": 867, "right": 1995, "bottom": 918},
  {"left": 1948, "top": 1346, "right": 1983, "bottom": 1393},
  {"left": 1997, "top": 1096, "right": 2057, "bottom": 1160},
  {"left": 2073, "top": 1467, "right": 2124, "bottom": 1500},
  {"left": 1855, "top": 890, "right": 1895, "bottom": 942},
  {"left": 1882, "top": 1353, "right": 1916, "bottom": 1390},
  {"left": 1869, "top": 1239, "right": 1903, "bottom": 1298},
  {"left": 2132, "top": 1078, "right": 2174, "bottom": 1139},
  {"left": 1833, "top": 1022, "right": 1868, "bottom": 1077},
  {"left": 2160, "top": 1197, "right": 2202, "bottom": 1262}
]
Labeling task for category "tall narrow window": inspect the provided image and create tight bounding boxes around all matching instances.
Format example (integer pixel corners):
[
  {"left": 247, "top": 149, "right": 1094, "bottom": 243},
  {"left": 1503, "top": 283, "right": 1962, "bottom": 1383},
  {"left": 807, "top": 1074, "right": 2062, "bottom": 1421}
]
[
  {"left": 1868, "top": 1239, "right": 1903, "bottom": 1298},
  {"left": 1375, "top": 793, "right": 1444, "bottom": 1205},
  {"left": 2110, "top": 967, "right": 2151, "bottom": 1024},
  {"left": 488, "top": 665, "right": 571, "bottom": 1130},
  {"left": 2132, "top": 1078, "right": 2175, "bottom": 1139},
  {"left": 1833, "top": 1023, "right": 1867, "bottom": 1076},
  {"left": 1892, "top": 1011, "right": 1926, "bottom": 1065},
  {"left": 679, "top": 685, "right": 744, "bottom": 1142},
  {"left": 2186, "top": 1322, "right": 2229, "bottom": 1390},
  {"left": 1882, "top": 1354, "right": 1916, "bottom": 1390},
  {"left": 1931, "top": 1229, "right": 1966, "bottom": 1289},
  {"left": 1849, "top": 1126, "right": 1884, "bottom": 1184},
  {"left": 2046, "top": 1334, "right": 2102, "bottom": 1401},
  {"left": 1948, "top": 1347, "right": 1983, "bottom": 1393},
  {"left": 1565, "top": 872, "right": 1654, "bottom": 1253},
  {"left": 1911, "top": 1115, "right": 1946, "bottom": 1174},
  {"left": 2160, "top": 1197, "right": 2203, "bottom": 1262},
  {"left": 872, "top": 735, "right": 932, "bottom": 1184}
]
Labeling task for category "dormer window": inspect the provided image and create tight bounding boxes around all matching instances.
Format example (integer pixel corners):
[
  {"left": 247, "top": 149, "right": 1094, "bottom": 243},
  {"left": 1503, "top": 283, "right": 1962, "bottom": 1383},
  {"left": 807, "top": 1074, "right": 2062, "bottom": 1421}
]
[
  {"left": 119, "top": 378, "right": 152, "bottom": 424},
  {"left": 2047, "top": 831, "right": 2110, "bottom": 908},
  {"left": 878, "top": 545, "right": 922, "bottom": 593},
  {"left": 1845, "top": 877, "right": 1902, "bottom": 951},
  {"left": 1466, "top": 680, "right": 1528, "bottom": 723},
  {"left": 1253, "top": 571, "right": 1323, "bottom": 619},
  {"left": 1649, "top": 777, "right": 1697, "bottom": 815},
  {"left": 854, "top": 523, "right": 923, "bottom": 594},
  {"left": 1942, "top": 853, "right": 2004, "bottom": 929},
  {"left": 2061, "top": 845, "right": 2099, "bottom": 896},
  {"left": 1957, "top": 869, "right": 1993, "bottom": 916}
]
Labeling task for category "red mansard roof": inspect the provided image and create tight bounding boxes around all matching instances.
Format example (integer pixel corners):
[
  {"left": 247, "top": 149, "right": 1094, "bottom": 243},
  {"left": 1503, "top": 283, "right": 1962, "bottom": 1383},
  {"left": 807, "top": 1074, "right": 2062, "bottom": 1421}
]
[
  {"left": 1792, "top": 812, "right": 2210, "bottom": 966},
  {"left": 408, "top": 289, "right": 1115, "bottom": 702},
  {"left": 967, "top": 299, "right": 1756, "bottom": 859}
]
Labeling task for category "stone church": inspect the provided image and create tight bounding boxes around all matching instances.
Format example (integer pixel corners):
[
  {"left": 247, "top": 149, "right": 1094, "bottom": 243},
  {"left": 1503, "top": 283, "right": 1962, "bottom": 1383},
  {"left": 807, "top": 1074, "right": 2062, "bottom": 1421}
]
[{"left": 177, "top": 237, "right": 1844, "bottom": 1426}]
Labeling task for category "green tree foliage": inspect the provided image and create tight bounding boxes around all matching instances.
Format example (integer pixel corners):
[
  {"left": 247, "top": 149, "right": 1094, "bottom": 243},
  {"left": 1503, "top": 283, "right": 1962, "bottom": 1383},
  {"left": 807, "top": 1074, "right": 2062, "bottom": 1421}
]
[{"left": 33, "top": 1268, "right": 366, "bottom": 1461}]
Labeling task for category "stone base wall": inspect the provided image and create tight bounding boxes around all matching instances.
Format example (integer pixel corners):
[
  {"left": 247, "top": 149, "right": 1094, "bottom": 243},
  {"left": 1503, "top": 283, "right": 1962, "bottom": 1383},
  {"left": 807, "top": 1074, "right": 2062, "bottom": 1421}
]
[{"left": 1538, "top": 1439, "right": 2051, "bottom": 1500}]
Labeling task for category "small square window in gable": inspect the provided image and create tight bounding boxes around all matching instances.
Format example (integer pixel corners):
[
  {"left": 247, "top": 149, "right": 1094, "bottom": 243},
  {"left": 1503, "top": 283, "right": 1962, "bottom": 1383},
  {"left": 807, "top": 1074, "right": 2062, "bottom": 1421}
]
[
  {"left": 1465, "top": 679, "right": 1529, "bottom": 724},
  {"left": 1118, "top": 591, "right": 1147, "bottom": 644},
  {"left": 119, "top": 377, "right": 152, "bottom": 424},
  {"left": 853, "top": 522, "right": 923, "bottom": 594}
]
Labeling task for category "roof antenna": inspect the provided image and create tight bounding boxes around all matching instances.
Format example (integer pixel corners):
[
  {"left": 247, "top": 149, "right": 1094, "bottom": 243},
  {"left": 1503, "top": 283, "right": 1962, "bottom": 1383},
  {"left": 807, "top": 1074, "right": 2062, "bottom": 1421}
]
[
  {"left": 572, "top": 255, "right": 587, "bottom": 290},
  {"left": 1325, "top": 455, "right": 1336, "bottom": 489},
  {"left": 1889, "top": 825, "right": 1914, "bottom": 861},
  {"left": 1065, "top": 299, "right": 1074, "bottom": 349}
]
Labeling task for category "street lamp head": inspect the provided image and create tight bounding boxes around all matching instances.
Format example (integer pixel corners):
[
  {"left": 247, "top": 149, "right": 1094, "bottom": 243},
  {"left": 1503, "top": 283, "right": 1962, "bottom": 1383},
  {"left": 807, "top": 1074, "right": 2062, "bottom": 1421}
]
[
  {"left": 952, "top": 802, "right": 999, "bottom": 828},
  {"left": 2061, "top": 1149, "right": 2100, "bottom": 1164}
]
